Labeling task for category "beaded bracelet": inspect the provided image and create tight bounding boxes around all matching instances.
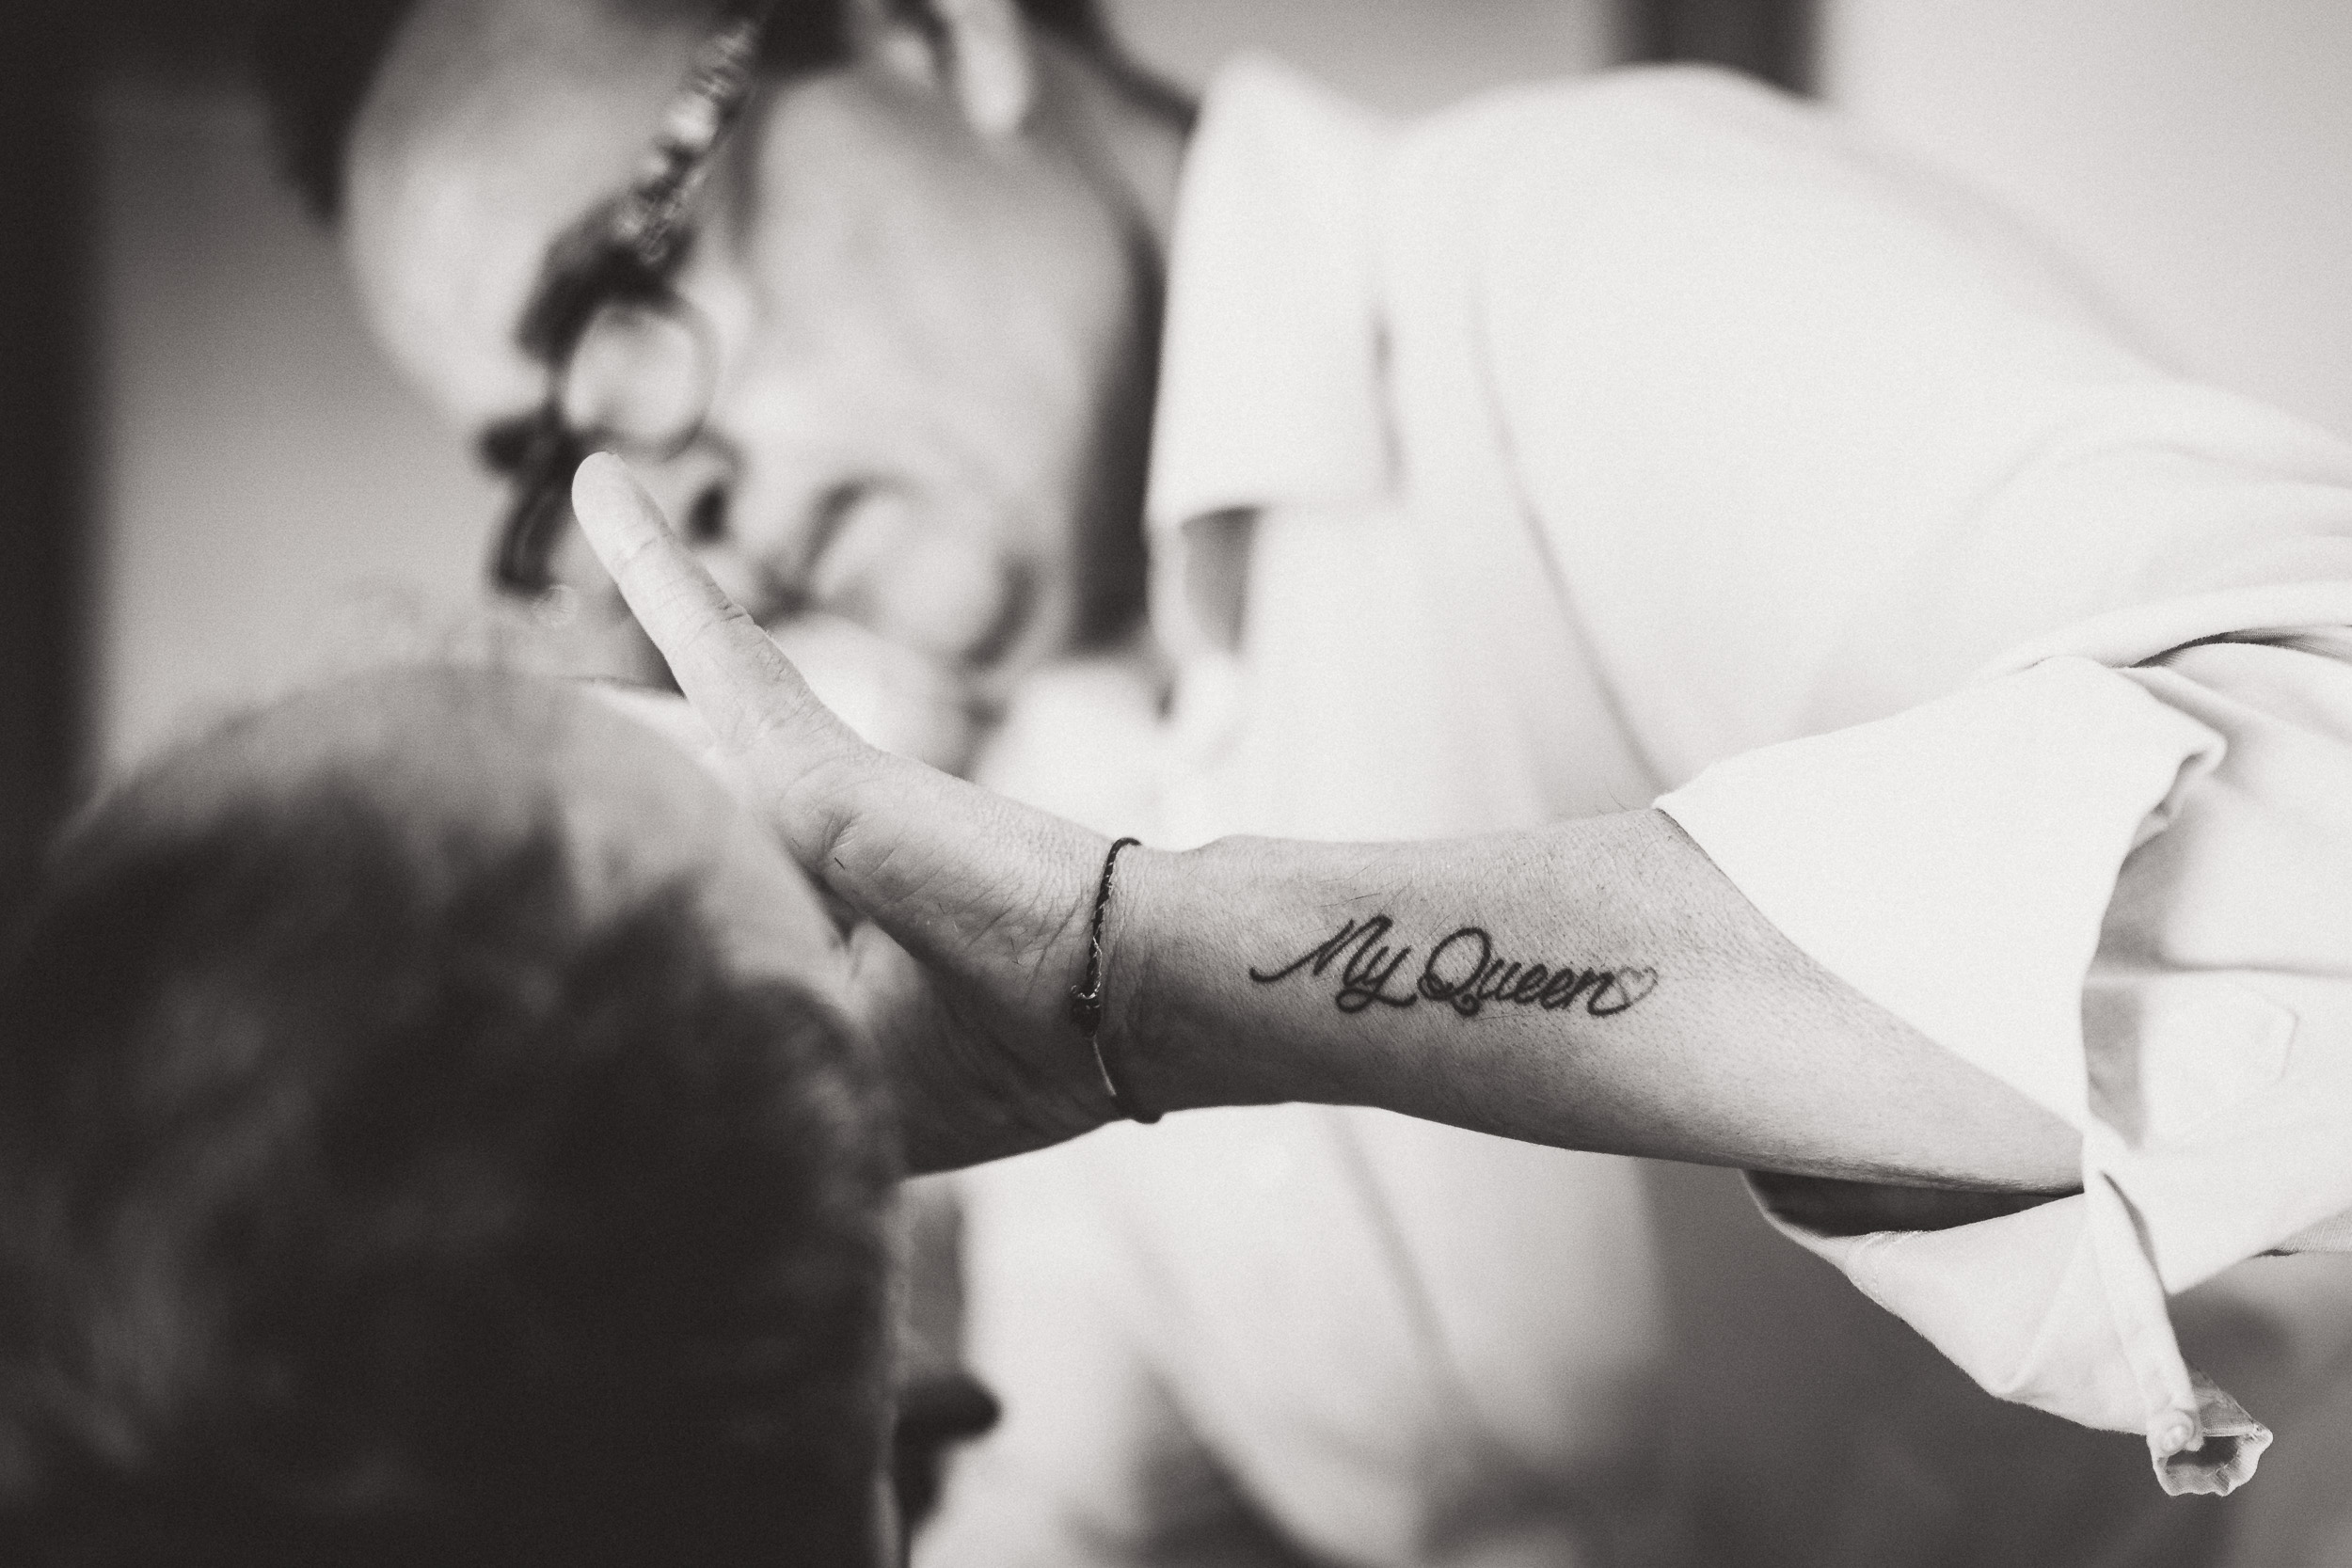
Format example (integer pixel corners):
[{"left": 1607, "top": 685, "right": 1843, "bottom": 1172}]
[{"left": 1067, "top": 837, "right": 1160, "bottom": 1123}]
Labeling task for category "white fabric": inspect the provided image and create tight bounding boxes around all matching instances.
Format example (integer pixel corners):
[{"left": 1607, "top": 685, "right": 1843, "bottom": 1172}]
[
  {"left": 1666, "top": 640, "right": 2352, "bottom": 1489},
  {"left": 923, "top": 55, "right": 2352, "bottom": 1563}
]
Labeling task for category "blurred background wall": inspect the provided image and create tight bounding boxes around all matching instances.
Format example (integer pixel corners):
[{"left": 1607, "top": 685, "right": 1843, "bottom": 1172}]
[
  {"left": 91, "top": 75, "right": 499, "bottom": 778},
  {"left": 1, "top": 5, "right": 89, "bottom": 941}
]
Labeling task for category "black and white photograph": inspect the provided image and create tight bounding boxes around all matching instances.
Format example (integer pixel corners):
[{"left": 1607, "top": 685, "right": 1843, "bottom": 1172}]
[{"left": 2, "top": 1, "right": 2349, "bottom": 1563}]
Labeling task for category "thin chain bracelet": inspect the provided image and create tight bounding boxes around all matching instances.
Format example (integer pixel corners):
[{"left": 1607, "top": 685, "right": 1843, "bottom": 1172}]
[{"left": 1067, "top": 837, "right": 1160, "bottom": 1123}]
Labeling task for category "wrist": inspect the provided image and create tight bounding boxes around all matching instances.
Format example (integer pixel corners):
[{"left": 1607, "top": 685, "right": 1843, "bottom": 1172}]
[
  {"left": 1068, "top": 837, "right": 1157, "bottom": 1122},
  {"left": 1097, "top": 838, "right": 1328, "bottom": 1117},
  {"left": 1094, "top": 844, "right": 1186, "bottom": 1116}
]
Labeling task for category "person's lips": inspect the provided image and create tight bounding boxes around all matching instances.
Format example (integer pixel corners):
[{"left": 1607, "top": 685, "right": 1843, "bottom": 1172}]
[
  {"left": 804, "top": 485, "right": 1023, "bottom": 666},
  {"left": 762, "top": 612, "right": 978, "bottom": 775}
]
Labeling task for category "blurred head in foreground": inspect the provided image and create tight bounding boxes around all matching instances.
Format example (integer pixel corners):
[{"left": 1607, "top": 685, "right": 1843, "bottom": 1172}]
[{"left": 0, "top": 667, "right": 898, "bottom": 1566}]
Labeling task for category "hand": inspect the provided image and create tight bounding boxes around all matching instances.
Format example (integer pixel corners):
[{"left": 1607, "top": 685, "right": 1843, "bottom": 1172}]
[{"left": 569, "top": 452, "right": 1120, "bottom": 1170}]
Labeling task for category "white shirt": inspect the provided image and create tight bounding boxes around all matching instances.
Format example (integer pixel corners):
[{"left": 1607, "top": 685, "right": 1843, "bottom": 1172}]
[{"left": 924, "top": 55, "right": 2352, "bottom": 1564}]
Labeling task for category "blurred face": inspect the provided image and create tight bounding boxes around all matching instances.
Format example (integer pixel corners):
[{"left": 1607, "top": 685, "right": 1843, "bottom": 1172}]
[{"left": 344, "top": 0, "right": 1173, "bottom": 723}]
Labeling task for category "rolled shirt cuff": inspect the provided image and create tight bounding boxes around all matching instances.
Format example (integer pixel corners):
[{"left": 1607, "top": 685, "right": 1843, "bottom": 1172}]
[{"left": 1656, "top": 655, "right": 2258, "bottom": 1492}]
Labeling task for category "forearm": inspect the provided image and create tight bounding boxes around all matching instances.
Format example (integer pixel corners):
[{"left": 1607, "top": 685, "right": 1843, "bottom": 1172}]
[
  {"left": 1105, "top": 810, "right": 2082, "bottom": 1191},
  {"left": 563, "top": 460, "right": 2089, "bottom": 1187}
]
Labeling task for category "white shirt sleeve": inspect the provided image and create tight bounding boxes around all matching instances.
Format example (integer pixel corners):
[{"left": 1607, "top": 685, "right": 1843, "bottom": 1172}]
[
  {"left": 1658, "top": 632, "right": 2352, "bottom": 1494},
  {"left": 1412, "top": 67, "right": 2352, "bottom": 1493}
]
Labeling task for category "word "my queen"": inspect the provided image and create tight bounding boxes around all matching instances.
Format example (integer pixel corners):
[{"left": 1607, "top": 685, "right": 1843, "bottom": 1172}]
[{"left": 1248, "top": 915, "right": 1659, "bottom": 1019}]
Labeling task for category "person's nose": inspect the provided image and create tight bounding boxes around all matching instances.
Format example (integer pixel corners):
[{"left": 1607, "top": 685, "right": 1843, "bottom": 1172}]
[{"left": 675, "top": 355, "right": 903, "bottom": 630}]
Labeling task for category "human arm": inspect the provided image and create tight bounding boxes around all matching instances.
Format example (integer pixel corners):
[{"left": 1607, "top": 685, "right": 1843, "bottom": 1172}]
[
  {"left": 567, "top": 453, "right": 2080, "bottom": 1187},
  {"left": 1406, "top": 69, "right": 2352, "bottom": 1485},
  {"left": 1103, "top": 813, "right": 2082, "bottom": 1188}
]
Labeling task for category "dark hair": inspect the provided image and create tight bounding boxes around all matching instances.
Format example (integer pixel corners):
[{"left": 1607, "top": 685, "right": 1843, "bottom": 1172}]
[
  {"left": 0, "top": 773, "right": 897, "bottom": 1566},
  {"left": 251, "top": 0, "right": 1111, "bottom": 223}
]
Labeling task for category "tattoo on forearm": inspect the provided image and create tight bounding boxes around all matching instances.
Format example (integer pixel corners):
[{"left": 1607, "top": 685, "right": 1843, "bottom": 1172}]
[{"left": 1248, "top": 915, "right": 1659, "bottom": 1019}]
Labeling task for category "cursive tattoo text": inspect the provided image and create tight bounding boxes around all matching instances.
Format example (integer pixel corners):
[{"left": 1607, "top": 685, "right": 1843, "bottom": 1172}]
[{"left": 1248, "top": 915, "right": 1660, "bottom": 1019}]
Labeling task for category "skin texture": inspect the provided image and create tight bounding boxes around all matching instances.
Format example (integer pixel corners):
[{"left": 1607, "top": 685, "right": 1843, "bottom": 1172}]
[
  {"left": 568, "top": 451, "right": 2086, "bottom": 1190},
  {"left": 343, "top": 0, "right": 1186, "bottom": 713}
]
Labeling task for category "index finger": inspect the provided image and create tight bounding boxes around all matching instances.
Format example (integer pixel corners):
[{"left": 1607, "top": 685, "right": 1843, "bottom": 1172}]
[{"left": 569, "top": 451, "right": 827, "bottom": 756}]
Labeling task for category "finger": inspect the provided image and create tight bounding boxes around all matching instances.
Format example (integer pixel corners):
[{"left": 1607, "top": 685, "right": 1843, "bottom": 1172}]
[{"left": 568, "top": 451, "right": 836, "bottom": 758}]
